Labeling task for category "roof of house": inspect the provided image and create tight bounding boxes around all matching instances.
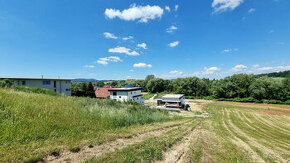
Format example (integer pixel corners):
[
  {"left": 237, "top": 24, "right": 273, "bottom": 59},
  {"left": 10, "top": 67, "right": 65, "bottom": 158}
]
[
  {"left": 95, "top": 88, "right": 111, "bottom": 98},
  {"left": 108, "top": 87, "right": 142, "bottom": 92},
  {"left": 162, "top": 94, "right": 184, "bottom": 98},
  {"left": 0, "top": 77, "right": 72, "bottom": 81},
  {"left": 156, "top": 94, "right": 185, "bottom": 102}
]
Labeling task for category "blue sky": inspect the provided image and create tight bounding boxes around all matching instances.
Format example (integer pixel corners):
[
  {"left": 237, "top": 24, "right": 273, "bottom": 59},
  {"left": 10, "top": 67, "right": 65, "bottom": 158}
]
[{"left": 0, "top": 0, "right": 289, "bottom": 80}]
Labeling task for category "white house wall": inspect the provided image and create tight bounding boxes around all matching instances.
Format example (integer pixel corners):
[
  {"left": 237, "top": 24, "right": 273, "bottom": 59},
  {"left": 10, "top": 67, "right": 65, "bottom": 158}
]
[
  {"left": 13, "top": 79, "right": 71, "bottom": 96},
  {"left": 110, "top": 90, "right": 144, "bottom": 105}
]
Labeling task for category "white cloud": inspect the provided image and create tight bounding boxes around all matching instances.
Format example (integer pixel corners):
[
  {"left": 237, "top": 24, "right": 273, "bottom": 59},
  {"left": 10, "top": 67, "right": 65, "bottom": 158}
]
[
  {"left": 248, "top": 8, "right": 255, "bottom": 13},
  {"left": 137, "top": 43, "right": 147, "bottom": 49},
  {"left": 269, "top": 29, "right": 275, "bottom": 34},
  {"left": 212, "top": 0, "right": 244, "bottom": 13},
  {"left": 129, "top": 69, "right": 134, "bottom": 72},
  {"left": 221, "top": 48, "right": 238, "bottom": 53},
  {"left": 204, "top": 67, "right": 220, "bottom": 74},
  {"left": 83, "top": 65, "right": 95, "bottom": 68},
  {"left": 169, "top": 41, "right": 179, "bottom": 47},
  {"left": 122, "top": 36, "right": 133, "bottom": 40},
  {"left": 103, "top": 32, "right": 117, "bottom": 39},
  {"left": 170, "top": 70, "right": 184, "bottom": 75},
  {"left": 231, "top": 64, "right": 248, "bottom": 72},
  {"left": 174, "top": 5, "right": 179, "bottom": 11},
  {"left": 165, "top": 6, "right": 170, "bottom": 12},
  {"left": 222, "top": 49, "right": 231, "bottom": 53},
  {"left": 108, "top": 46, "right": 139, "bottom": 56},
  {"left": 105, "top": 4, "right": 164, "bottom": 23},
  {"left": 97, "top": 56, "right": 122, "bottom": 65},
  {"left": 252, "top": 64, "right": 259, "bottom": 68},
  {"left": 133, "top": 63, "right": 152, "bottom": 68},
  {"left": 166, "top": 25, "right": 178, "bottom": 33}
]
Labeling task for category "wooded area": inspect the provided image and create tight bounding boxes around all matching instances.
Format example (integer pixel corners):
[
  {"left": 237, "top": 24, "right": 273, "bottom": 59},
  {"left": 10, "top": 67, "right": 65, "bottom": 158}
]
[{"left": 71, "top": 71, "right": 290, "bottom": 104}]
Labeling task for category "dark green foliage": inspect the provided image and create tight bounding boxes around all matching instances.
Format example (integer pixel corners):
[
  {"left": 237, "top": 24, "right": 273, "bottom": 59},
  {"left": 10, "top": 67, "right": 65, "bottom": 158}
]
[
  {"left": 256, "top": 70, "right": 290, "bottom": 78},
  {"left": 146, "top": 78, "right": 171, "bottom": 93},
  {"left": 145, "top": 74, "right": 289, "bottom": 104},
  {"left": 0, "top": 79, "right": 14, "bottom": 88},
  {"left": 172, "top": 77, "right": 210, "bottom": 96}
]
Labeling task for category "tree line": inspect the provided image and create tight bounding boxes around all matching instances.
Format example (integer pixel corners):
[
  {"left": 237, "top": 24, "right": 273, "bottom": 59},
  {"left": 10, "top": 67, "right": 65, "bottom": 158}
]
[{"left": 72, "top": 73, "right": 289, "bottom": 104}]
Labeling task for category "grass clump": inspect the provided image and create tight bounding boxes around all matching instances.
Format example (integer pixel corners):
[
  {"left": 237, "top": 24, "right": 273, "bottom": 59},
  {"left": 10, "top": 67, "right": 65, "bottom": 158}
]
[{"left": 0, "top": 88, "right": 178, "bottom": 162}]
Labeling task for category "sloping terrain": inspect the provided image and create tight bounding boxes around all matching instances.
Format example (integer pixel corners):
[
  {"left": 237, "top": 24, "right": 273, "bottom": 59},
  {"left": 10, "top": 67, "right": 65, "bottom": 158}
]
[{"left": 0, "top": 88, "right": 289, "bottom": 162}]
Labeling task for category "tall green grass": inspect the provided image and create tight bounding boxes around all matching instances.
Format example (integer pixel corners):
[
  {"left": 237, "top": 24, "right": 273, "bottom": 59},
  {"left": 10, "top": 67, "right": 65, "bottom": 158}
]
[{"left": 0, "top": 88, "right": 177, "bottom": 162}]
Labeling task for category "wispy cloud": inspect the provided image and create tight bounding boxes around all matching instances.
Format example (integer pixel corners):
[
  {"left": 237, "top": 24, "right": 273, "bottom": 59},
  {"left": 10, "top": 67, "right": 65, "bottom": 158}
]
[
  {"left": 248, "top": 8, "right": 255, "bottom": 13},
  {"left": 103, "top": 32, "right": 118, "bottom": 39},
  {"left": 97, "top": 56, "right": 122, "bottom": 65},
  {"left": 137, "top": 43, "right": 147, "bottom": 49},
  {"left": 122, "top": 36, "right": 133, "bottom": 40},
  {"left": 165, "top": 6, "right": 170, "bottom": 12},
  {"left": 169, "top": 41, "right": 179, "bottom": 47},
  {"left": 105, "top": 4, "right": 164, "bottom": 23},
  {"left": 221, "top": 48, "right": 238, "bottom": 53},
  {"left": 203, "top": 67, "right": 221, "bottom": 74},
  {"left": 108, "top": 46, "right": 139, "bottom": 56},
  {"left": 269, "top": 29, "right": 275, "bottom": 34},
  {"left": 212, "top": 0, "right": 243, "bottom": 13},
  {"left": 133, "top": 63, "right": 152, "bottom": 68},
  {"left": 174, "top": 5, "right": 179, "bottom": 12},
  {"left": 83, "top": 65, "right": 95, "bottom": 68},
  {"left": 230, "top": 64, "right": 248, "bottom": 72},
  {"left": 166, "top": 25, "right": 178, "bottom": 33}
]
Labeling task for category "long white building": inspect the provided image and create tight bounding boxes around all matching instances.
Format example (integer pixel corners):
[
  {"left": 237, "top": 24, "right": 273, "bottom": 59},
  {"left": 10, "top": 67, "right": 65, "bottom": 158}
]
[
  {"left": 108, "top": 87, "right": 144, "bottom": 105},
  {"left": 0, "top": 77, "right": 72, "bottom": 96}
]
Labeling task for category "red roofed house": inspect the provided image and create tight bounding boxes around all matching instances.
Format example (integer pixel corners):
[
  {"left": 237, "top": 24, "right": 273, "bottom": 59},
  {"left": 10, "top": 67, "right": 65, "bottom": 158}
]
[{"left": 95, "top": 88, "right": 111, "bottom": 98}]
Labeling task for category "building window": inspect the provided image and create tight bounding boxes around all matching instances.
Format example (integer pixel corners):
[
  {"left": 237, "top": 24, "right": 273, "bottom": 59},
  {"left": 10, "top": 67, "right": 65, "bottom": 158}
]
[
  {"left": 54, "top": 81, "right": 56, "bottom": 87},
  {"left": 43, "top": 81, "right": 51, "bottom": 85},
  {"left": 22, "top": 81, "right": 26, "bottom": 85},
  {"left": 113, "top": 92, "right": 117, "bottom": 96},
  {"left": 66, "top": 89, "right": 71, "bottom": 91}
]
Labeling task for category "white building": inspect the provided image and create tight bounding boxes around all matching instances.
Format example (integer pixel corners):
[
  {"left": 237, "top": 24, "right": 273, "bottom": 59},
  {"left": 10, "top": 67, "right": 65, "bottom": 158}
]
[
  {"left": 0, "top": 77, "right": 72, "bottom": 96},
  {"left": 108, "top": 87, "right": 144, "bottom": 105},
  {"left": 156, "top": 94, "right": 186, "bottom": 108}
]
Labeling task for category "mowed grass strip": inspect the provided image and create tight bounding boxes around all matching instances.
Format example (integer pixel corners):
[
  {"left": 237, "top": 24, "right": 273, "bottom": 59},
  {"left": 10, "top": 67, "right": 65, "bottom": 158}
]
[
  {"left": 187, "top": 107, "right": 251, "bottom": 163},
  {"left": 87, "top": 120, "right": 200, "bottom": 163},
  {"left": 226, "top": 110, "right": 290, "bottom": 161},
  {"left": 0, "top": 88, "right": 181, "bottom": 162}
]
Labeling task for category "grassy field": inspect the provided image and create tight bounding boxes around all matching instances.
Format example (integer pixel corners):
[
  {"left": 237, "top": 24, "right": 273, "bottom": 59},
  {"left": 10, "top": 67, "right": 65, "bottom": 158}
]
[
  {"left": 0, "top": 88, "right": 181, "bottom": 162},
  {"left": 1, "top": 88, "right": 289, "bottom": 162},
  {"left": 186, "top": 101, "right": 290, "bottom": 162}
]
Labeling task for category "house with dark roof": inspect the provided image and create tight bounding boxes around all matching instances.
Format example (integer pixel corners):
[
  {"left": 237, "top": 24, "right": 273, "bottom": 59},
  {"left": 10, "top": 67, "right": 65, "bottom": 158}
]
[{"left": 108, "top": 87, "right": 144, "bottom": 105}]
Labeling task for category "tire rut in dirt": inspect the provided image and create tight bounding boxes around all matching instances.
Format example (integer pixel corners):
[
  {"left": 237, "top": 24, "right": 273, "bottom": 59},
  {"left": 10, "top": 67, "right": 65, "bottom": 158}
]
[
  {"left": 154, "top": 121, "right": 201, "bottom": 163},
  {"left": 45, "top": 120, "right": 192, "bottom": 163}
]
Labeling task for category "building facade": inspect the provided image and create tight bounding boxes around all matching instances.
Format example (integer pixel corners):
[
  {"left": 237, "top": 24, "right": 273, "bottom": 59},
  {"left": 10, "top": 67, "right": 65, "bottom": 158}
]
[
  {"left": 108, "top": 87, "right": 144, "bottom": 105},
  {"left": 156, "top": 94, "right": 185, "bottom": 108},
  {"left": 0, "top": 77, "right": 72, "bottom": 96}
]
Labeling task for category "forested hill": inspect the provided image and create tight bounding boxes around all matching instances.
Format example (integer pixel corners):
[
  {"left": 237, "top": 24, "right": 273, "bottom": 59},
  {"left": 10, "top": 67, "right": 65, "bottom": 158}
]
[{"left": 256, "top": 70, "right": 290, "bottom": 78}]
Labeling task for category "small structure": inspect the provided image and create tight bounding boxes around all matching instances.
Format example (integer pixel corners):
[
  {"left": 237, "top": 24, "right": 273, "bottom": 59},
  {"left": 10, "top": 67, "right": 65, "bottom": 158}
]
[
  {"left": 108, "top": 87, "right": 144, "bottom": 105},
  {"left": 156, "top": 94, "right": 186, "bottom": 108},
  {"left": 0, "top": 77, "right": 72, "bottom": 96}
]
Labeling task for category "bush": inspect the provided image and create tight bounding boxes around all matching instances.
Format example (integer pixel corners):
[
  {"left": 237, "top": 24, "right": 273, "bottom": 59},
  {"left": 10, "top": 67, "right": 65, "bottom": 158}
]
[{"left": 14, "top": 87, "right": 59, "bottom": 96}]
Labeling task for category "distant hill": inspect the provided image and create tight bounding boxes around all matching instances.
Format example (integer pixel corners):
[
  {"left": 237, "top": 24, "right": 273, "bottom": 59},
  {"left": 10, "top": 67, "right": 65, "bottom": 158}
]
[
  {"left": 72, "top": 78, "right": 98, "bottom": 82},
  {"left": 256, "top": 70, "right": 290, "bottom": 78}
]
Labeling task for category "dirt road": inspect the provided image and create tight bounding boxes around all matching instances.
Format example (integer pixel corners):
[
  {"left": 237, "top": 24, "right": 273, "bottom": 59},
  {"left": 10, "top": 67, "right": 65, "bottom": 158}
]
[{"left": 43, "top": 101, "right": 290, "bottom": 163}]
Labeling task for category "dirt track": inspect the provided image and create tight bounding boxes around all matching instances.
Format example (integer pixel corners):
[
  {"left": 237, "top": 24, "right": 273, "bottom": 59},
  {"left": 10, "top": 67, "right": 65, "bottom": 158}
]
[{"left": 44, "top": 101, "right": 290, "bottom": 162}]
